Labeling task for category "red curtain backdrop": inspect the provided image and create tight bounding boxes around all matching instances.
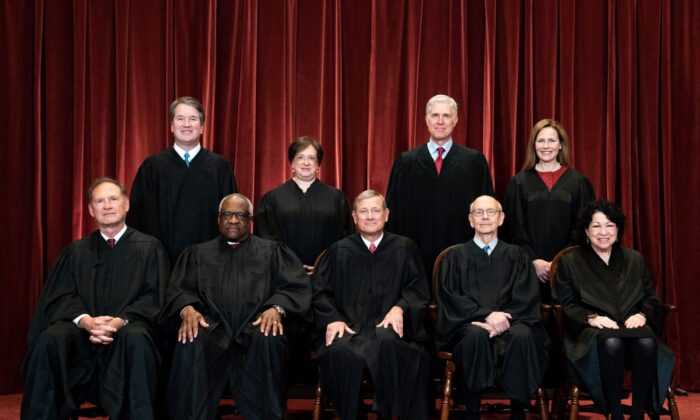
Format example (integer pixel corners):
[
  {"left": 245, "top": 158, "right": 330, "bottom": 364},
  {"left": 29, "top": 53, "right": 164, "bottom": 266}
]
[{"left": 1, "top": 0, "right": 699, "bottom": 393}]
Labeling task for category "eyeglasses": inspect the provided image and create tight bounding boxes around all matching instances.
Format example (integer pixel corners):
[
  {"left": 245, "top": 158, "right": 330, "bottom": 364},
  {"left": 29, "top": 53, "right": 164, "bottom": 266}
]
[
  {"left": 219, "top": 211, "right": 252, "bottom": 221},
  {"left": 470, "top": 208, "right": 501, "bottom": 217}
]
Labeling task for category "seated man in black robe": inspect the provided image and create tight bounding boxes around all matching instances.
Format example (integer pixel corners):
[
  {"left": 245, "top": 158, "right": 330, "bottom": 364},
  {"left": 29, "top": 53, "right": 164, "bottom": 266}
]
[
  {"left": 162, "top": 193, "right": 311, "bottom": 420},
  {"left": 435, "top": 195, "right": 548, "bottom": 420},
  {"left": 313, "top": 189, "right": 431, "bottom": 419},
  {"left": 21, "top": 177, "right": 170, "bottom": 420}
]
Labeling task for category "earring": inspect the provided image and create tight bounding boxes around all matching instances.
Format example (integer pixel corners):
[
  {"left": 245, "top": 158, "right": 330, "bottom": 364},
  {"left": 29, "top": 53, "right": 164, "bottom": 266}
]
[{"left": 586, "top": 237, "right": 590, "bottom": 244}]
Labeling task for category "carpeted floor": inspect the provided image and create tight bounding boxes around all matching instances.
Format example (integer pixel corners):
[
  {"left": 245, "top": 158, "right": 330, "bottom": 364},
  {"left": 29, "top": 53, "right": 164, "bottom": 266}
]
[{"left": 1, "top": 392, "right": 698, "bottom": 419}]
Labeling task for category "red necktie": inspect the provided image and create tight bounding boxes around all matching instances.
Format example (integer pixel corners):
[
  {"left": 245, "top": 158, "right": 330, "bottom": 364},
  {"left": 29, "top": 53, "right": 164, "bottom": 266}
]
[
  {"left": 435, "top": 147, "right": 444, "bottom": 174},
  {"left": 107, "top": 238, "right": 116, "bottom": 248},
  {"left": 369, "top": 242, "right": 376, "bottom": 254}
]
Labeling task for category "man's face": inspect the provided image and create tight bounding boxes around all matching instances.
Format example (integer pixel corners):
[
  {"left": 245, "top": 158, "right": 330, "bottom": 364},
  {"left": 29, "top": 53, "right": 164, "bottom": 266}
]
[
  {"left": 352, "top": 196, "right": 389, "bottom": 237},
  {"left": 425, "top": 102, "right": 458, "bottom": 142},
  {"left": 218, "top": 197, "right": 252, "bottom": 242},
  {"left": 170, "top": 103, "right": 203, "bottom": 148},
  {"left": 88, "top": 182, "right": 129, "bottom": 229},
  {"left": 468, "top": 196, "right": 504, "bottom": 237}
]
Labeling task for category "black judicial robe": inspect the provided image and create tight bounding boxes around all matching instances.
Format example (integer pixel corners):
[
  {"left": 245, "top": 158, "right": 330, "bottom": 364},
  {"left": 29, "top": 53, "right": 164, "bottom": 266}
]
[
  {"left": 313, "top": 233, "right": 431, "bottom": 419},
  {"left": 22, "top": 228, "right": 170, "bottom": 419},
  {"left": 127, "top": 147, "right": 237, "bottom": 263},
  {"left": 553, "top": 246, "right": 675, "bottom": 414},
  {"left": 254, "top": 179, "right": 354, "bottom": 266},
  {"left": 160, "top": 236, "right": 311, "bottom": 418},
  {"left": 503, "top": 168, "right": 594, "bottom": 262},
  {"left": 386, "top": 143, "right": 494, "bottom": 281},
  {"left": 435, "top": 240, "right": 548, "bottom": 402}
]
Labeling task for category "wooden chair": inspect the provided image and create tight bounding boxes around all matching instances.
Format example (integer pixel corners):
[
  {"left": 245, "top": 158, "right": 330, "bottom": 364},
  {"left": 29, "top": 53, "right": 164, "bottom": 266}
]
[
  {"left": 548, "top": 245, "right": 680, "bottom": 420},
  {"left": 432, "top": 245, "right": 550, "bottom": 420}
]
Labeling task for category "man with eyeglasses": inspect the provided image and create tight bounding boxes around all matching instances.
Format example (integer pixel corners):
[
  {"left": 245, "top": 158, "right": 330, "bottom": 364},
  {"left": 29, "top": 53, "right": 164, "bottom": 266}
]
[
  {"left": 312, "top": 190, "right": 431, "bottom": 419},
  {"left": 434, "top": 195, "right": 549, "bottom": 420},
  {"left": 127, "top": 96, "right": 237, "bottom": 264},
  {"left": 161, "top": 193, "right": 311, "bottom": 420},
  {"left": 386, "top": 94, "right": 494, "bottom": 285}
]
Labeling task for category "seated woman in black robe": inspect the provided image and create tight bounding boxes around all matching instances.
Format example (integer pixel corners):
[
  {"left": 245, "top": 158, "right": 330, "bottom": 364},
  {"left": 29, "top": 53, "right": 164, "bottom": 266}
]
[
  {"left": 554, "top": 199, "right": 675, "bottom": 420},
  {"left": 503, "top": 119, "right": 594, "bottom": 301}
]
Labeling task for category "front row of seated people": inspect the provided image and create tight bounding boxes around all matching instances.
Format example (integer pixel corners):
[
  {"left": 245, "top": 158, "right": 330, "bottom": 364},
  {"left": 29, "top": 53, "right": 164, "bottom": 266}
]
[{"left": 21, "top": 177, "right": 673, "bottom": 420}]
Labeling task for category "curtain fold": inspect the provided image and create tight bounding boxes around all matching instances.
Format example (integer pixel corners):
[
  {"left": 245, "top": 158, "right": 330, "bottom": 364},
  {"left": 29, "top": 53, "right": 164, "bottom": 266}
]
[{"left": 2, "top": 0, "right": 698, "bottom": 392}]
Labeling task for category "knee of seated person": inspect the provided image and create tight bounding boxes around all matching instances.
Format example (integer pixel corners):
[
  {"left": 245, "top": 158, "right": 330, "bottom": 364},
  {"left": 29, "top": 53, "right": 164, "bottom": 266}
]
[
  {"left": 120, "top": 325, "right": 155, "bottom": 352},
  {"left": 252, "top": 328, "right": 286, "bottom": 348},
  {"left": 506, "top": 323, "right": 535, "bottom": 341},
  {"left": 599, "top": 336, "right": 624, "bottom": 354},
  {"left": 634, "top": 337, "right": 657, "bottom": 354},
  {"left": 375, "top": 325, "right": 402, "bottom": 341},
  {"left": 34, "top": 323, "right": 81, "bottom": 348}
]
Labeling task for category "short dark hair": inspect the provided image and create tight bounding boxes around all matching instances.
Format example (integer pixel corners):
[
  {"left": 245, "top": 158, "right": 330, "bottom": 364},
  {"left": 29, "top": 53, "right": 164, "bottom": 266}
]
[
  {"left": 287, "top": 136, "right": 324, "bottom": 165},
  {"left": 575, "top": 199, "right": 626, "bottom": 245},
  {"left": 169, "top": 96, "right": 205, "bottom": 123},
  {"left": 87, "top": 177, "right": 127, "bottom": 203}
]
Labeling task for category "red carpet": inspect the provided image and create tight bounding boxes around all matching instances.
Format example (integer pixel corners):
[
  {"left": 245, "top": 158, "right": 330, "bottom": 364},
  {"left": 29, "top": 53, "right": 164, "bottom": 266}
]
[{"left": 2, "top": 393, "right": 698, "bottom": 419}]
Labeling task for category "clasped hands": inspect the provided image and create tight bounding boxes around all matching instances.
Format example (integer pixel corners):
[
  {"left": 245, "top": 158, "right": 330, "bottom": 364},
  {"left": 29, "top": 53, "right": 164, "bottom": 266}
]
[
  {"left": 471, "top": 311, "right": 512, "bottom": 338},
  {"left": 325, "top": 306, "right": 404, "bottom": 347},
  {"left": 587, "top": 313, "right": 646, "bottom": 329},
  {"left": 79, "top": 315, "right": 127, "bottom": 345},
  {"left": 178, "top": 305, "right": 283, "bottom": 343}
]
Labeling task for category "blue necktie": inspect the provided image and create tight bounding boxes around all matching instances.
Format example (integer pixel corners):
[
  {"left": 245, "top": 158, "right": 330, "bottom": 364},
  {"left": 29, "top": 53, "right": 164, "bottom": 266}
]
[
  {"left": 184, "top": 152, "right": 190, "bottom": 167},
  {"left": 483, "top": 244, "right": 490, "bottom": 255}
]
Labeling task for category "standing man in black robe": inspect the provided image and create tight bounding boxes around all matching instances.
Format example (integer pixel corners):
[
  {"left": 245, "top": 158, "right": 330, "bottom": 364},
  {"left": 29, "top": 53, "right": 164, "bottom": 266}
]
[
  {"left": 313, "top": 189, "right": 431, "bottom": 420},
  {"left": 435, "top": 195, "right": 548, "bottom": 420},
  {"left": 21, "top": 177, "right": 170, "bottom": 420},
  {"left": 386, "top": 94, "right": 494, "bottom": 282},
  {"left": 127, "top": 96, "right": 237, "bottom": 263},
  {"left": 162, "top": 193, "right": 311, "bottom": 420}
]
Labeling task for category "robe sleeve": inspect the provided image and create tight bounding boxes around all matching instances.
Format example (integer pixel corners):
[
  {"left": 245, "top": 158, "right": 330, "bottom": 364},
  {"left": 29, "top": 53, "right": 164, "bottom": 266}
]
[
  {"left": 311, "top": 246, "right": 347, "bottom": 329},
  {"left": 384, "top": 154, "right": 405, "bottom": 234},
  {"left": 219, "top": 159, "right": 238, "bottom": 195},
  {"left": 636, "top": 254, "right": 664, "bottom": 335},
  {"left": 502, "top": 176, "right": 537, "bottom": 259},
  {"left": 395, "top": 241, "right": 430, "bottom": 341},
  {"left": 126, "top": 161, "right": 161, "bottom": 239},
  {"left": 337, "top": 191, "right": 355, "bottom": 238},
  {"left": 569, "top": 174, "right": 595, "bottom": 244},
  {"left": 435, "top": 250, "right": 495, "bottom": 348},
  {"left": 261, "top": 242, "right": 312, "bottom": 318},
  {"left": 117, "top": 241, "right": 170, "bottom": 326},
  {"left": 253, "top": 192, "right": 280, "bottom": 240},
  {"left": 475, "top": 153, "right": 495, "bottom": 196},
  {"left": 159, "top": 246, "right": 208, "bottom": 330},
  {"left": 503, "top": 248, "right": 541, "bottom": 324},
  {"left": 27, "top": 248, "right": 89, "bottom": 344},
  {"left": 553, "top": 255, "right": 591, "bottom": 337}
]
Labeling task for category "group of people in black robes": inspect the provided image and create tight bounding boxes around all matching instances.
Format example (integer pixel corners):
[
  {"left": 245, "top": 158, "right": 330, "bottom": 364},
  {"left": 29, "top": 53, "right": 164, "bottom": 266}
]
[{"left": 22, "top": 94, "right": 673, "bottom": 420}]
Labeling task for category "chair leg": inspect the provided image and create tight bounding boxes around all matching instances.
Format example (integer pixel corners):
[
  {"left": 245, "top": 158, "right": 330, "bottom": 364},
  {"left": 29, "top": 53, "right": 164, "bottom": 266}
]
[
  {"left": 667, "top": 385, "right": 680, "bottom": 420},
  {"left": 313, "top": 382, "right": 323, "bottom": 420},
  {"left": 568, "top": 386, "right": 580, "bottom": 420},
  {"left": 537, "top": 387, "right": 550, "bottom": 420},
  {"left": 440, "top": 360, "right": 455, "bottom": 420}
]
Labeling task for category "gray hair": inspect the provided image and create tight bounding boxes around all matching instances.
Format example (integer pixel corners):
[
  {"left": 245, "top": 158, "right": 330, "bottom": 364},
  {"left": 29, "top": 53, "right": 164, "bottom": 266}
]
[
  {"left": 426, "top": 94, "right": 458, "bottom": 117},
  {"left": 353, "top": 189, "right": 387, "bottom": 210},
  {"left": 219, "top": 193, "right": 254, "bottom": 214}
]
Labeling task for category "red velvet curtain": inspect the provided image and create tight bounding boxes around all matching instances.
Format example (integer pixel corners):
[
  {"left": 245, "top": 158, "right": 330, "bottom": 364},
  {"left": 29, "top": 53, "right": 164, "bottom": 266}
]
[{"left": 2, "top": 0, "right": 699, "bottom": 393}]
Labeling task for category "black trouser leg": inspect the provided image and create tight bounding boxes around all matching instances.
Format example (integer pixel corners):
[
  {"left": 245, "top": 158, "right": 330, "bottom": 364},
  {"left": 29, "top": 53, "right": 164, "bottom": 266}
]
[
  {"left": 597, "top": 337, "right": 625, "bottom": 420},
  {"left": 629, "top": 337, "right": 657, "bottom": 419}
]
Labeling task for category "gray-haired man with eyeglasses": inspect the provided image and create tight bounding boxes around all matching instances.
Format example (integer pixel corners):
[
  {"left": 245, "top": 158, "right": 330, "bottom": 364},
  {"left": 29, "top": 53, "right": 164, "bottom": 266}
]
[
  {"left": 160, "top": 193, "right": 311, "bottom": 420},
  {"left": 435, "top": 195, "right": 549, "bottom": 420}
]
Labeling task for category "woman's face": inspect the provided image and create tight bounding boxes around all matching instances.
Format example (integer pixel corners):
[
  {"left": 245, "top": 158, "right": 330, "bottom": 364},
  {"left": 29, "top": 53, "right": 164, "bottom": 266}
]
[
  {"left": 585, "top": 211, "right": 618, "bottom": 253},
  {"left": 291, "top": 144, "right": 319, "bottom": 181},
  {"left": 534, "top": 126, "right": 562, "bottom": 164}
]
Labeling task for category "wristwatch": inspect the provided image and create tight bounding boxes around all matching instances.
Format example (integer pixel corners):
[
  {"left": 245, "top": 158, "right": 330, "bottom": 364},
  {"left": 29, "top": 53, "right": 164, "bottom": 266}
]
[{"left": 272, "top": 305, "right": 286, "bottom": 317}]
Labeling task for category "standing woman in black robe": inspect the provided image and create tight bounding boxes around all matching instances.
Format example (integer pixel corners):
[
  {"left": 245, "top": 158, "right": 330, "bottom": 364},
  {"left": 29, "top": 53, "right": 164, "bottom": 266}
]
[
  {"left": 554, "top": 200, "right": 674, "bottom": 420},
  {"left": 254, "top": 136, "right": 354, "bottom": 275},
  {"left": 503, "top": 119, "right": 594, "bottom": 301}
]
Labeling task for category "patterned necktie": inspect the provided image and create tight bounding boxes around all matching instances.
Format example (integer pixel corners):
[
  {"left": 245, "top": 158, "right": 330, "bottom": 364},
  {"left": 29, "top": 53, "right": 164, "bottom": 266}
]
[
  {"left": 229, "top": 242, "right": 239, "bottom": 250},
  {"left": 107, "top": 238, "right": 116, "bottom": 249},
  {"left": 184, "top": 152, "right": 190, "bottom": 167},
  {"left": 482, "top": 244, "right": 490, "bottom": 255},
  {"left": 435, "top": 147, "right": 444, "bottom": 174},
  {"left": 369, "top": 242, "right": 377, "bottom": 254}
]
